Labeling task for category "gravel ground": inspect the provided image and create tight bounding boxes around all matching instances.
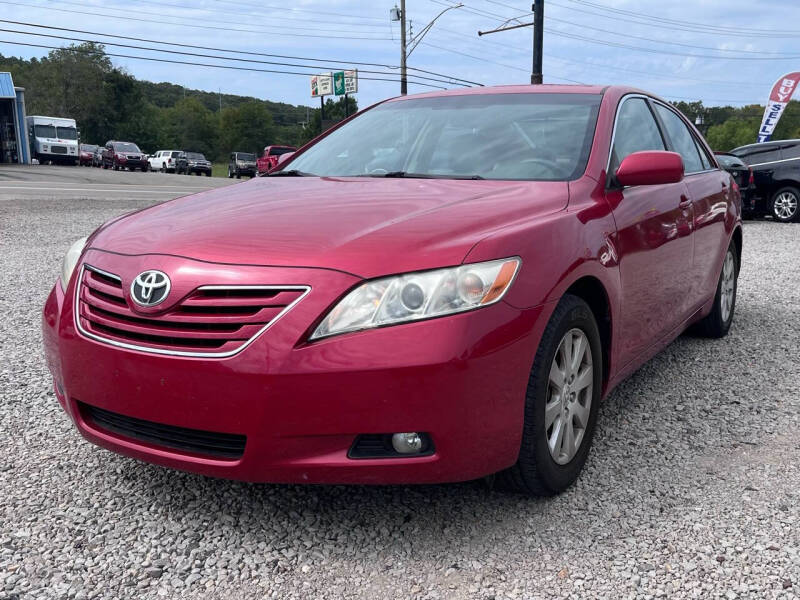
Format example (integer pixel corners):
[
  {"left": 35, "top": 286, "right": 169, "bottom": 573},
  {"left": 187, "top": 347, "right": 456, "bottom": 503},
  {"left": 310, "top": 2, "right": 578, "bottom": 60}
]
[{"left": 1, "top": 178, "right": 798, "bottom": 599}]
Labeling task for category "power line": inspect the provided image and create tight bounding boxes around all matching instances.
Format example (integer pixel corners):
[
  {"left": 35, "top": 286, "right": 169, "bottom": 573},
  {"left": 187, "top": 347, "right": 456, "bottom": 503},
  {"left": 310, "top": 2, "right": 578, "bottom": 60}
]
[
  {"left": 0, "top": 27, "right": 474, "bottom": 88},
  {"left": 0, "top": 0, "right": 392, "bottom": 41},
  {"left": 545, "top": 15, "right": 800, "bottom": 56},
  {"left": 420, "top": 40, "right": 586, "bottom": 84},
  {"left": 0, "top": 18, "right": 483, "bottom": 86},
  {"left": 208, "top": 0, "right": 387, "bottom": 22},
  {"left": 0, "top": 39, "right": 450, "bottom": 90},
  {"left": 562, "top": 0, "right": 800, "bottom": 36},
  {"left": 103, "top": 0, "right": 391, "bottom": 36},
  {"left": 544, "top": 28, "right": 800, "bottom": 61},
  {"left": 433, "top": 25, "right": 771, "bottom": 88}
]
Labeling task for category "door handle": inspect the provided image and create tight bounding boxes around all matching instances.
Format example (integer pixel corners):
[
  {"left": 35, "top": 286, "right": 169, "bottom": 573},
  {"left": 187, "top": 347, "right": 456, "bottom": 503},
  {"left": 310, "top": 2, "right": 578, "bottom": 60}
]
[{"left": 679, "top": 195, "right": 692, "bottom": 209}]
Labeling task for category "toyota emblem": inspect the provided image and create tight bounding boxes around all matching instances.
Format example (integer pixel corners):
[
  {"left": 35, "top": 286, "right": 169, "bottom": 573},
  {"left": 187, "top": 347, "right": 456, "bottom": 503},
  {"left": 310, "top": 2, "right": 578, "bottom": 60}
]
[{"left": 130, "top": 270, "right": 171, "bottom": 307}]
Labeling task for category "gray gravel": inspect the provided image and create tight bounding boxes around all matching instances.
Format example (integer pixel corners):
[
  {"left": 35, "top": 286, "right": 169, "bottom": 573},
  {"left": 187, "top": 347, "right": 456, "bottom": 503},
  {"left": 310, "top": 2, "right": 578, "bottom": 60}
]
[{"left": 1, "top": 167, "right": 798, "bottom": 599}]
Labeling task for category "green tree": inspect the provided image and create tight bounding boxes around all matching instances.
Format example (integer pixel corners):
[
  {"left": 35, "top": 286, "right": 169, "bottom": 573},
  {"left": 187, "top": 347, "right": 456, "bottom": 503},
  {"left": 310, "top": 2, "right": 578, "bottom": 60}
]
[
  {"left": 159, "top": 98, "right": 217, "bottom": 157},
  {"left": 218, "top": 101, "right": 275, "bottom": 159}
]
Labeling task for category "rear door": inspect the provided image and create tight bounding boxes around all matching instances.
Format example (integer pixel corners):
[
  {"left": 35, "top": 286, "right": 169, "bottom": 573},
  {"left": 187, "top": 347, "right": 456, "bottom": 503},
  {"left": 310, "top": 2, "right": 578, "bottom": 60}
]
[
  {"left": 652, "top": 102, "right": 730, "bottom": 310},
  {"left": 605, "top": 96, "right": 695, "bottom": 368}
]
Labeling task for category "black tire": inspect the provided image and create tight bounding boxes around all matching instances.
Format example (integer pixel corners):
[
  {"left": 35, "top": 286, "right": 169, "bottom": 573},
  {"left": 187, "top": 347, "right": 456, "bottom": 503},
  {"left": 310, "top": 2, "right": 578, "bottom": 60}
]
[
  {"left": 693, "top": 242, "right": 738, "bottom": 338},
  {"left": 769, "top": 186, "right": 799, "bottom": 223},
  {"left": 205, "top": 171, "right": 211, "bottom": 177},
  {"left": 498, "top": 294, "right": 603, "bottom": 496},
  {"left": 160, "top": 164, "right": 165, "bottom": 173},
  {"left": 227, "top": 167, "right": 233, "bottom": 179},
  {"left": 236, "top": 170, "right": 241, "bottom": 179}
]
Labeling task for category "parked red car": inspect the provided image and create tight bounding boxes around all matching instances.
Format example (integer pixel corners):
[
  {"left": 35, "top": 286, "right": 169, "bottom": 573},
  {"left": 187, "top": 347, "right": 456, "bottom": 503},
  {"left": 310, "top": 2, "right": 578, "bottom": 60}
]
[
  {"left": 43, "top": 86, "right": 741, "bottom": 495},
  {"left": 256, "top": 145, "right": 297, "bottom": 175},
  {"left": 79, "top": 144, "right": 98, "bottom": 167}
]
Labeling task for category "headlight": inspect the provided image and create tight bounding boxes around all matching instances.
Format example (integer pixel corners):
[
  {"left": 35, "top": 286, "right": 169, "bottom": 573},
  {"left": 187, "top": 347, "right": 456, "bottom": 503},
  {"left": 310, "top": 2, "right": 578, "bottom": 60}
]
[
  {"left": 310, "top": 257, "right": 520, "bottom": 340},
  {"left": 60, "top": 237, "right": 87, "bottom": 292}
]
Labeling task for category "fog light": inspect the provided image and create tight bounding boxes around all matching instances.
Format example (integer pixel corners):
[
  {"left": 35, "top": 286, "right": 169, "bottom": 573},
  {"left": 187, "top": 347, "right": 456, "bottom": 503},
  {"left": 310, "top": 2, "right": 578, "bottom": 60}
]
[{"left": 391, "top": 432, "right": 423, "bottom": 454}]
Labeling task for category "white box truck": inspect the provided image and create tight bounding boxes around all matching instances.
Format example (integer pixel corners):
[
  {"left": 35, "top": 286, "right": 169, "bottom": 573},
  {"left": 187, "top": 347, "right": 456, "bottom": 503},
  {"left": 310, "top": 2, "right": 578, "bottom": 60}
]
[{"left": 26, "top": 115, "right": 79, "bottom": 165}]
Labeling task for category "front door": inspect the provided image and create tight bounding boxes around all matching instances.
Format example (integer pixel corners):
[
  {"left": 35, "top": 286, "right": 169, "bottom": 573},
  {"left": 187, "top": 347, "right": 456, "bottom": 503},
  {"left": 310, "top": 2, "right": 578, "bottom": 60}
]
[{"left": 605, "top": 96, "right": 695, "bottom": 369}]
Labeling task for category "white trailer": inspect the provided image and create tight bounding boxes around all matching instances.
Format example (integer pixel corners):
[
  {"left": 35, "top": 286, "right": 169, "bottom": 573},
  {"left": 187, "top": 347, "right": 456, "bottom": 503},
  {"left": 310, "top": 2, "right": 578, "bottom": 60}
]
[{"left": 26, "top": 115, "right": 79, "bottom": 165}]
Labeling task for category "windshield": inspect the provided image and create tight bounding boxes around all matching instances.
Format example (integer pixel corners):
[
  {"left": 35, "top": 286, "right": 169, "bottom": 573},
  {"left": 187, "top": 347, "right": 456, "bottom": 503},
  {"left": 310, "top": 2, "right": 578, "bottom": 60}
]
[
  {"left": 237, "top": 153, "right": 256, "bottom": 161},
  {"left": 288, "top": 93, "right": 602, "bottom": 180},
  {"left": 114, "top": 142, "right": 141, "bottom": 152},
  {"left": 187, "top": 153, "right": 205, "bottom": 160},
  {"left": 34, "top": 125, "right": 57, "bottom": 138},
  {"left": 170, "top": 151, "right": 182, "bottom": 157},
  {"left": 80, "top": 144, "right": 98, "bottom": 152},
  {"left": 57, "top": 127, "right": 78, "bottom": 140}
]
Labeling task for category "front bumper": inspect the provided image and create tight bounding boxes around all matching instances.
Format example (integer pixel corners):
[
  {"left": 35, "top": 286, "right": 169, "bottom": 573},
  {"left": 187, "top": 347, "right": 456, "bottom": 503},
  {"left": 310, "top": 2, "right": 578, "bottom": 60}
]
[{"left": 42, "top": 251, "right": 548, "bottom": 484}]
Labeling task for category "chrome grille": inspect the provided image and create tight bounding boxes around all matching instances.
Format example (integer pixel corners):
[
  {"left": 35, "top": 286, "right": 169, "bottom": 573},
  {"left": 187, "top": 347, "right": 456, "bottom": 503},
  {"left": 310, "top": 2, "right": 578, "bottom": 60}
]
[{"left": 76, "top": 264, "right": 309, "bottom": 357}]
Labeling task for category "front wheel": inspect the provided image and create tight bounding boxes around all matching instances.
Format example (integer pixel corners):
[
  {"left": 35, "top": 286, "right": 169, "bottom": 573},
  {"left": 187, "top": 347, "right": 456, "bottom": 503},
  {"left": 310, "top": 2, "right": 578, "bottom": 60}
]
[
  {"left": 498, "top": 294, "right": 602, "bottom": 496},
  {"left": 693, "top": 242, "right": 738, "bottom": 338},
  {"left": 770, "top": 187, "right": 799, "bottom": 222}
]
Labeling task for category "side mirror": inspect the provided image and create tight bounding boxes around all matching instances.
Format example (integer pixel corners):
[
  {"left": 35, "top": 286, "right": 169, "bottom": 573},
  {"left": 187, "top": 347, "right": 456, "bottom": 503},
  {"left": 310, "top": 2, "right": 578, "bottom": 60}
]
[
  {"left": 615, "top": 151, "right": 684, "bottom": 187},
  {"left": 276, "top": 151, "right": 295, "bottom": 168}
]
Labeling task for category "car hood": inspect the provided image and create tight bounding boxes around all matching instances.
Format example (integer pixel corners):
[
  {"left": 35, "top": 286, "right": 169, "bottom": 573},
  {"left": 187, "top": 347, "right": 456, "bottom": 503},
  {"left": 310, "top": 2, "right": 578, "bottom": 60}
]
[{"left": 90, "top": 177, "right": 568, "bottom": 278}]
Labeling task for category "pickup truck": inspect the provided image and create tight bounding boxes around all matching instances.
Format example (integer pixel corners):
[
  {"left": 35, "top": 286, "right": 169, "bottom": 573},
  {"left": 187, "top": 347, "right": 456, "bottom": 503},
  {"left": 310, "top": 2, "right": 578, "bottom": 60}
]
[{"left": 256, "top": 145, "right": 296, "bottom": 175}]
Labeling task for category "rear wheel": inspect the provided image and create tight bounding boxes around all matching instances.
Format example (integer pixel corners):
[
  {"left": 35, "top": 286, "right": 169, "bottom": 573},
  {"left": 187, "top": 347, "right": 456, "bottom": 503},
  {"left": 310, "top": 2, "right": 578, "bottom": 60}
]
[
  {"left": 770, "top": 186, "right": 799, "bottom": 222},
  {"left": 160, "top": 164, "right": 165, "bottom": 173},
  {"left": 236, "top": 169, "right": 241, "bottom": 179},
  {"left": 498, "top": 294, "right": 602, "bottom": 496},
  {"left": 693, "top": 242, "right": 738, "bottom": 338}
]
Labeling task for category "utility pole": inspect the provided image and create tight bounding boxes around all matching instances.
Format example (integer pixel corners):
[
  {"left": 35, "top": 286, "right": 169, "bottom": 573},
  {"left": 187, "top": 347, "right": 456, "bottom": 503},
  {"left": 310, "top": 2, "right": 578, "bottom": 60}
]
[
  {"left": 392, "top": 2, "right": 462, "bottom": 96},
  {"left": 531, "top": 0, "right": 543, "bottom": 84},
  {"left": 400, "top": 0, "right": 408, "bottom": 95},
  {"left": 478, "top": 0, "right": 544, "bottom": 85}
]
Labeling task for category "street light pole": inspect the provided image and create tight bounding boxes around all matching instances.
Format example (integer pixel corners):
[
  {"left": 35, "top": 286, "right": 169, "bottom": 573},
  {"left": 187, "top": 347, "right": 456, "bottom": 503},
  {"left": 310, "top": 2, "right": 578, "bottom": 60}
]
[{"left": 392, "top": 2, "right": 462, "bottom": 96}]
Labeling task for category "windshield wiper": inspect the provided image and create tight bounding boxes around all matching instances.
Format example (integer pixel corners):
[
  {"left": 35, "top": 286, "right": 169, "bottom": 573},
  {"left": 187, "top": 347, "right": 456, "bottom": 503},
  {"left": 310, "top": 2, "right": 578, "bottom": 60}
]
[
  {"left": 266, "top": 169, "right": 315, "bottom": 177},
  {"left": 358, "top": 171, "right": 485, "bottom": 180}
]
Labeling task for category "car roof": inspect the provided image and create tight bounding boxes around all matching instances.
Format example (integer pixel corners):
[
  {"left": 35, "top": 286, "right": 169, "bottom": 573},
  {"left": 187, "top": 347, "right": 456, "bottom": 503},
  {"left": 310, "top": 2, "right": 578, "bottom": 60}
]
[
  {"left": 387, "top": 83, "right": 609, "bottom": 102},
  {"left": 732, "top": 139, "right": 800, "bottom": 152}
]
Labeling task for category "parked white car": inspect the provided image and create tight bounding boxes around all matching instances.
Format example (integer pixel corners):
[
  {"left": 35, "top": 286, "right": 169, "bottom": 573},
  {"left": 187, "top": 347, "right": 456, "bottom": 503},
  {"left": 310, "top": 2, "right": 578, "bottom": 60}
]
[{"left": 148, "top": 150, "right": 182, "bottom": 173}]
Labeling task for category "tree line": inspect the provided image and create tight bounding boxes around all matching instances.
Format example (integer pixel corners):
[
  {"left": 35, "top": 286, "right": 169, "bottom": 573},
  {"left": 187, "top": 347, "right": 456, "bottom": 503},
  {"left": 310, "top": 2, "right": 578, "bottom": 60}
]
[
  {"left": 0, "top": 43, "right": 356, "bottom": 161},
  {"left": 672, "top": 99, "right": 800, "bottom": 151}
]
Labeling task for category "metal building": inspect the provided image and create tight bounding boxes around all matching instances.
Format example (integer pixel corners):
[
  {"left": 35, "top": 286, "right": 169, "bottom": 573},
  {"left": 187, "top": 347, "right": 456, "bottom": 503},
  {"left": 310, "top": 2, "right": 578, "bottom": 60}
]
[{"left": 0, "top": 72, "right": 31, "bottom": 164}]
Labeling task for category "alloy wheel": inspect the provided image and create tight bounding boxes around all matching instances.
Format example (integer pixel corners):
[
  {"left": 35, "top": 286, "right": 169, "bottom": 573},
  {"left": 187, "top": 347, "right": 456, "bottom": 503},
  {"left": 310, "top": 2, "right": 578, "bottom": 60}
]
[
  {"left": 773, "top": 191, "right": 798, "bottom": 220},
  {"left": 545, "top": 328, "right": 593, "bottom": 465},
  {"left": 720, "top": 250, "right": 735, "bottom": 323}
]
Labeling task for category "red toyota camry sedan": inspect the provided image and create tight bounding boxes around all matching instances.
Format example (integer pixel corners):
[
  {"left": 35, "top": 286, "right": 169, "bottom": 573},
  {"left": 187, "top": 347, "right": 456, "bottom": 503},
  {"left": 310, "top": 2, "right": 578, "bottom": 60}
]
[{"left": 42, "top": 85, "right": 741, "bottom": 495}]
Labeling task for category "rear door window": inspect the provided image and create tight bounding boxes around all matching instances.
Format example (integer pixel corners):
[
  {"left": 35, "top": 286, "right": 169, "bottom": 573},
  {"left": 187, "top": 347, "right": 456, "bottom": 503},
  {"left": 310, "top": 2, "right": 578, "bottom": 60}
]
[
  {"left": 610, "top": 97, "right": 665, "bottom": 173},
  {"left": 733, "top": 145, "right": 781, "bottom": 165},
  {"left": 653, "top": 104, "right": 704, "bottom": 174}
]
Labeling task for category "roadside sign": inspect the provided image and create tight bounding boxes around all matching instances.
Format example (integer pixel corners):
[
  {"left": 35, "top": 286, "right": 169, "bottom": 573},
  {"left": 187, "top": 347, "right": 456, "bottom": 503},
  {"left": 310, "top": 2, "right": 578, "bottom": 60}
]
[
  {"left": 310, "top": 73, "right": 333, "bottom": 97},
  {"left": 333, "top": 71, "right": 346, "bottom": 96},
  {"left": 344, "top": 70, "right": 358, "bottom": 94},
  {"left": 312, "top": 70, "right": 357, "bottom": 98}
]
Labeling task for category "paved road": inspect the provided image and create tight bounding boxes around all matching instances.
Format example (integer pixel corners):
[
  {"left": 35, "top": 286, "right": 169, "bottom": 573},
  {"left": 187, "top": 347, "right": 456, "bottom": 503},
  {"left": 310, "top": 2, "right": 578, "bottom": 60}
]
[
  {"left": 0, "top": 167, "right": 798, "bottom": 599},
  {"left": 0, "top": 164, "right": 234, "bottom": 200}
]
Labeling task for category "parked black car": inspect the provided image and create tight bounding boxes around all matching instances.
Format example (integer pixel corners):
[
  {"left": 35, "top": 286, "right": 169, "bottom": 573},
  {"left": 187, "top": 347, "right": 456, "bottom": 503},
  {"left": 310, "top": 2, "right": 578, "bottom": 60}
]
[
  {"left": 730, "top": 140, "right": 800, "bottom": 222},
  {"left": 714, "top": 152, "right": 755, "bottom": 215},
  {"left": 228, "top": 152, "right": 257, "bottom": 178},
  {"left": 176, "top": 151, "right": 212, "bottom": 176}
]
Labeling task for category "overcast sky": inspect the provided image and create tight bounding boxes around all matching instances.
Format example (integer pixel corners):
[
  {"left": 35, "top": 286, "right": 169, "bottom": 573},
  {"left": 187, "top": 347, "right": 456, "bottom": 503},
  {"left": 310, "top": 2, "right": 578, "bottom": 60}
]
[{"left": 1, "top": 0, "right": 798, "bottom": 113}]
